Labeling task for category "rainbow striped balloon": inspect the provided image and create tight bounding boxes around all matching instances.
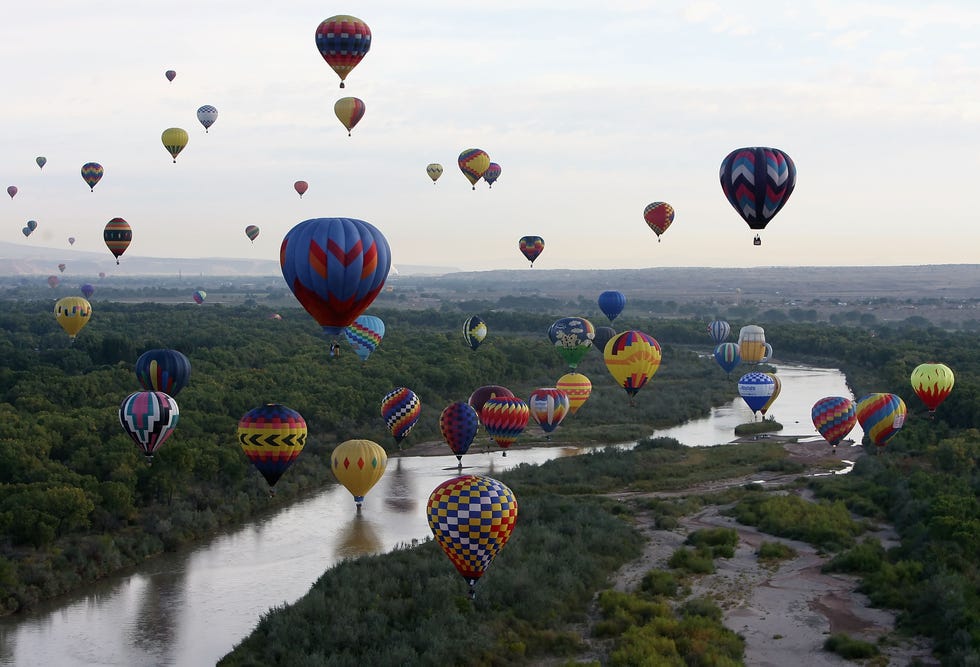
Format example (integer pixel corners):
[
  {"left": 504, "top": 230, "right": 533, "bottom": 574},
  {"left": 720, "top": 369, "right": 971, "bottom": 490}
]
[
  {"left": 344, "top": 315, "right": 385, "bottom": 361},
  {"left": 481, "top": 397, "right": 530, "bottom": 451},
  {"left": 811, "top": 396, "right": 856, "bottom": 449},
  {"left": 528, "top": 388, "right": 569, "bottom": 434},
  {"left": 856, "top": 393, "right": 907, "bottom": 448}
]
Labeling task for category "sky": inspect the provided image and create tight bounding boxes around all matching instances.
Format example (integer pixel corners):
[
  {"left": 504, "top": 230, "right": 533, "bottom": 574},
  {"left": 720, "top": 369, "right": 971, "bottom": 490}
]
[{"left": 3, "top": 1, "right": 980, "bottom": 273}]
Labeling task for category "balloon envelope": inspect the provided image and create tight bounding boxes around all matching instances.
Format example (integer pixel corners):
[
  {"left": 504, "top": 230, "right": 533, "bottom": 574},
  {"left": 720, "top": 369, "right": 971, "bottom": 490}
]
[
  {"left": 103, "top": 218, "right": 131, "bottom": 264},
  {"left": 548, "top": 317, "right": 595, "bottom": 369},
  {"left": 707, "top": 320, "right": 731, "bottom": 344},
  {"left": 713, "top": 342, "right": 741, "bottom": 375},
  {"left": 426, "top": 163, "right": 443, "bottom": 183},
  {"left": 294, "top": 180, "right": 309, "bottom": 197},
  {"left": 468, "top": 385, "right": 514, "bottom": 424},
  {"left": 161, "top": 127, "right": 189, "bottom": 162},
  {"left": 556, "top": 373, "right": 591, "bottom": 415},
  {"left": 759, "top": 373, "right": 781, "bottom": 415},
  {"left": 528, "top": 388, "right": 570, "bottom": 434},
  {"left": 458, "top": 149, "right": 490, "bottom": 188},
  {"left": 331, "top": 439, "right": 387, "bottom": 507},
  {"left": 427, "top": 475, "right": 517, "bottom": 598},
  {"left": 47, "top": 275, "right": 59, "bottom": 288},
  {"left": 381, "top": 387, "right": 422, "bottom": 445},
  {"left": 481, "top": 397, "right": 529, "bottom": 450},
  {"left": 81, "top": 162, "right": 103, "bottom": 191},
  {"left": 165, "top": 70, "right": 176, "bottom": 81},
  {"left": 483, "top": 163, "right": 501, "bottom": 188},
  {"left": 245, "top": 225, "right": 260, "bottom": 243},
  {"left": 280, "top": 217, "right": 391, "bottom": 335},
  {"left": 910, "top": 363, "right": 954, "bottom": 413},
  {"left": 737, "top": 325, "right": 767, "bottom": 364},
  {"left": 334, "top": 97, "right": 366, "bottom": 135},
  {"left": 643, "top": 202, "right": 674, "bottom": 239},
  {"left": 196, "top": 105, "right": 218, "bottom": 132},
  {"left": 344, "top": 314, "right": 385, "bottom": 361},
  {"left": 80, "top": 283, "right": 95, "bottom": 299},
  {"left": 811, "top": 397, "right": 856, "bottom": 448},
  {"left": 592, "top": 326, "right": 617, "bottom": 355},
  {"left": 720, "top": 147, "right": 796, "bottom": 232},
  {"left": 119, "top": 391, "right": 179, "bottom": 461},
  {"left": 855, "top": 393, "right": 907, "bottom": 448},
  {"left": 237, "top": 404, "right": 307, "bottom": 488},
  {"left": 518, "top": 236, "right": 544, "bottom": 266},
  {"left": 36, "top": 156, "right": 46, "bottom": 169},
  {"left": 597, "top": 291, "right": 626, "bottom": 322},
  {"left": 193, "top": 290, "right": 206, "bottom": 304},
  {"left": 6, "top": 186, "right": 16, "bottom": 199},
  {"left": 315, "top": 15, "right": 372, "bottom": 87},
  {"left": 738, "top": 372, "right": 776, "bottom": 415},
  {"left": 462, "top": 315, "right": 487, "bottom": 350},
  {"left": 440, "top": 402, "right": 480, "bottom": 460},
  {"left": 27, "top": 219, "right": 38, "bottom": 232},
  {"left": 54, "top": 297, "right": 91, "bottom": 340},
  {"left": 135, "top": 349, "right": 191, "bottom": 397},
  {"left": 604, "top": 331, "right": 661, "bottom": 399}
]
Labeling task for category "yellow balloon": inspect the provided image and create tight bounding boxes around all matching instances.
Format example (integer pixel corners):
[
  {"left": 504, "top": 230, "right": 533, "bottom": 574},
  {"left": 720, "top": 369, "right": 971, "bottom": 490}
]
[
  {"left": 161, "top": 127, "right": 189, "bottom": 162},
  {"left": 760, "top": 373, "right": 781, "bottom": 416},
  {"left": 331, "top": 439, "right": 387, "bottom": 508},
  {"left": 54, "top": 297, "right": 92, "bottom": 340},
  {"left": 737, "top": 325, "right": 767, "bottom": 364},
  {"left": 556, "top": 372, "right": 592, "bottom": 415},
  {"left": 603, "top": 331, "right": 661, "bottom": 402},
  {"left": 426, "top": 163, "right": 443, "bottom": 183}
]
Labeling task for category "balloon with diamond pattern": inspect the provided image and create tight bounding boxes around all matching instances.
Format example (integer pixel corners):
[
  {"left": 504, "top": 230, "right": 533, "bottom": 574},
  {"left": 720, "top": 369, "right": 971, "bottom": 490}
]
[
  {"left": 381, "top": 387, "right": 421, "bottom": 446},
  {"left": 331, "top": 439, "right": 387, "bottom": 508},
  {"left": 811, "top": 396, "right": 856, "bottom": 451}
]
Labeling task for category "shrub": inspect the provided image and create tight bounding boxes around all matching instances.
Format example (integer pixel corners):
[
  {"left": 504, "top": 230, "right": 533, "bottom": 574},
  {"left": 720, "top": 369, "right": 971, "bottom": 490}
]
[
  {"left": 757, "top": 541, "right": 796, "bottom": 561},
  {"left": 823, "top": 539, "right": 885, "bottom": 574},
  {"left": 640, "top": 570, "right": 679, "bottom": 598},
  {"left": 679, "top": 597, "right": 723, "bottom": 621},
  {"left": 668, "top": 547, "right": 715, "bottom": 574},
  {"left": 823, "top": 633, "right": 880, "bottom": 659}
]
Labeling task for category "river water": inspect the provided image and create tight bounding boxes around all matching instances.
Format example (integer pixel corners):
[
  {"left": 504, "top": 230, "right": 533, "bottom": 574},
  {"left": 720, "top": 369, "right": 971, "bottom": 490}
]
[{"left": 0, "top": 362, "right": 857, "bottom": 667}]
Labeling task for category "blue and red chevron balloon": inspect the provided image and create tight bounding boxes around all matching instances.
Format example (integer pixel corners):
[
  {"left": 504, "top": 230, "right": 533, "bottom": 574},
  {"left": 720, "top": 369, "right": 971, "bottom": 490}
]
[
  {"left": 237, "top": 403, "right": 308, "bottom": 489},
  {"left": 720, "top": 147, "right": 796, "bottom": 233},
  {"left": 280, "top": 217, "right": 391, "bottom": 336},
  {"left": 427, "top": 475, "right": 518, "bottom": 599},
  {"left": 344, "top": 314, "right": 385, "bottom": 361},
  {"left": 381, "top": 387, "right": 421, "bottom": 446},
  {"left": 811, "top": 396, "right": 857, "bottom": 450},
  {"left": 440, "top": 401, "right": 480, "bottom": 462},
  {"left": 481, "top": 397, "right": 530, "bottom": 452},
  {"left": 855, "top": 393, "right": 907, "bottom": 448}
]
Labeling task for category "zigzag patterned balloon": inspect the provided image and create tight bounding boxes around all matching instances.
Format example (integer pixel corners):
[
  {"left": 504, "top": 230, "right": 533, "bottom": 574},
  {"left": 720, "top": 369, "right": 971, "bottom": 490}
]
[
  {"left": 811, "top": 396, "right": 856, "bottom": 449},
  {"left": 381, "top": 387, "right": 421, "bottom": 445},
  {"left": 237, "top": 403, "right": 308, "bottom": 489},
  {"left": 481, "top": 397, "right": 530, "bottom": 451},
  {"left": 720, "top": 147, "right": 796, "bottom": 231}
]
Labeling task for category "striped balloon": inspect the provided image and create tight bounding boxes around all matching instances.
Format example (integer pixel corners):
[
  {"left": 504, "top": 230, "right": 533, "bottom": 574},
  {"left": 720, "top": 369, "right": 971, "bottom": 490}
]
[
  {"left": 720, "top": 147, "right": 796, "bottom": 233},
  {"left": 315, "top": 15, "right": 372, "bottom": 88},
  {"left": 855, "top": 393, "right": 907, "bottom": 448},
  {"left": 556, "top": 372, "right": 592, "bottom": 415},
  {"left": 237, "top": 403, "right": 307, "bottom": 489},
  {"left": 811, "top": 397, "right": 856, "bottom": 449},
  {"left": 483, "top": 162, "right": 502, "bottom": 188},
  {"left": 440, "top": 401, "right": 480, "bottom": 462},
  {"left": 707, "top": 320, "right": 731, "bottom": 344},
  {"left": 344, "top": 314, "right": 385, "bottom": 361},
  {"left": 737, "top": 372, "right": 776, "bottom": 415},
  {"left": 528, "top": 388, "right": 569, "bottom": 434},
  {"left": 910, "top": 363, "right": 954, "bottom": 413},
  {"left": 245, "top": 225, "right": 260, "bottom": 243},
  {"left": 604, "top": 330, "right": 661, "bottom": 400},
  {"left": 713, "top": 343, "right": 740, "bottom": 376},
  {"left": 458, "top": 148, "right": 491, "bottom": 189},
  {"left": 518, "top": 235, "right": 545, "bottom": 266},
  {"left": 81, "top": 162, "right": 103, "bottom": 191},
  {"left": 334, "top": 96, "right": 366, "bottom": 136},
  {"left": 119, "top": 391, "right": 180, "bottom": 462},
  {"left": 643, "top": 202, "right": 674, "bottom": 240},
  {"left": 103, "top": 218, "right": 131, "bottom": 265},
  {"left": 481, "top": 397, "right": 530, "bottom": 451},
  {"left": 427, "top": 475, "right": 517, "bottom": 599},
  {"left": 381, "top": 387, "right": 421, "bottom": 445},
  {"left": 135, "top": 348, "right": 191, "bottom": 397}
]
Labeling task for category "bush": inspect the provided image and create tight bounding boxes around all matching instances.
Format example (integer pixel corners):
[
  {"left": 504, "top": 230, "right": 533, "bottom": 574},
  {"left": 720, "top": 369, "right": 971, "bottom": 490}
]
[
  {"left": 679, "top": 596, "right": 723, "bottom": 621},
  {"left": 668, "top": 547, "right": 715, "bottom": 574},
  {"left": 757, "top": 541, "right": 796, "bottom": 561},
  {"left": 640, "top": 570, "right": 679, "bottom": 598},
  {"left": 823, "top": 633, "right": 880, "bottom": 659},
  {"left": 686, "top": 527, "right": 738, "bottom": 558},
  {"left": 823, "top": 539, "right": 885, "bottom": 574}
]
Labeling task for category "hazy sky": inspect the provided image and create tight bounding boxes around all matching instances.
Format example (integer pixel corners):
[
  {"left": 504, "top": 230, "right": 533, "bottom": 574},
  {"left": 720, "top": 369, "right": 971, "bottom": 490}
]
[{"left": 3, "top": 1, "right": 980, "bottom": 272}]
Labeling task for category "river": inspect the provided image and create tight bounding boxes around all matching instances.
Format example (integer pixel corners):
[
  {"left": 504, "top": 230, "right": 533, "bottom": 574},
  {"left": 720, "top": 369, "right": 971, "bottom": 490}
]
[{"left": 0, "top": 362, "right": 857, "bottom": 667}]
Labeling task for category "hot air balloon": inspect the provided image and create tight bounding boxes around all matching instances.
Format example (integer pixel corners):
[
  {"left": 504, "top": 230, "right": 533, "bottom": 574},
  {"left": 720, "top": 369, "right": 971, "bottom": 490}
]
[
  {"left": 483, "top": 163, "right": 501, "bottom": 188},
  {"left": 135, "top": 349, "right": 191, "bottom": 397},
  {"left": 481, "top": 397, "right": 529, "bottom": 455},
  {"left": 193, "top": 290, "right": 206, "bottom": 304},
  {"left": 738, "top": 372, "right": 776, "bottom": 417},
  {"left": 759, "top": 373, "right": 781, "bottom": 416},
  {"left": 811, "top": 396, "right": 856, "bottom": 453},
  {"left": 528, "top": 388, "right": 570, "bottom": 434},
  {"left": 245, "top": 225, "right": 260, "bottom": 243},
  {"left": 593, "top": 326, "right": 617, "bottom": 355},
  {"left": 103, "top": 218, "right": 131, "bottom": 264},
  {"left": 68, "top": 236, "right": 75, "bottom": 246},
  {"left": 36, "top": 156, "right": 46, "bottom": 169},
  {"left": 81, "top": 162, "right": 103, "bottom": 191},
  {"left": 54, "top": 296, "right": 91, "bottom": 341},
  {"left": 344, "top": 314, "right": 385, "bottom": 361},
  {"left": 47, "top": 275, "right": 59, "bottom": 288},
  {"left": 856, "top": 393, "right": 907, "bottom": 450},
  {"left": 237, "top": 403, "right": 307, "bottom": 492},
  {"left": 99, "top": 272, "right": 106, "bottom": 279},
  {"left": 294, "top": 180, "right": 308, "bottom": 198},
  {"left": 161, "top": 128, "right": 189, "bottom": 163},
  {"left": 196, "top": 105, "right": 218, "bottom": 132},
  {"left": 58, "top": 263, "right": 66, "bottom": 273},
  {"left": 119, "top": 390, "right": 179, "bottom": 462},
  {"left": 518, "top": 236, "right": 544, "bottom": 267},
  {"left": 165, "top": 70, "right": 176, "bottom": 82},
  {"left": 280, "top": 217, "right": 391, "bottom": 336},
  {"left": 462, "top": 315, "right": 487, "bottom": 351},
  {"left": 556, "top": 372, "right": 591, "bottom": 415},
  {"left": 597, "top": 291, "right": 626, "bottom": 323},
  {"left": 6, "top": 186, "right": 16, "bottom": 199},
  {"left": 315, "top": 15, "right": 371, "bottom": 88},
  {"left": 80, "top": 283, "right": 94, "bottom": 299},
  {"left": 467, "top": 386, "right": 515, "bottom": 427},
  {"left": 331, "top": 439, "right": 387, "bottom": 509},
  {"left": 334, "top": 97, "right": 366, "bottom": 136},
  {"left": 27, "top": 220, "right": 37, "bottom": 232},
  {"left": 381, "top": 387, "right": 421, "bottom": 447},
  {"left": 427, "top": 475, "right": 517, "bottom": 599},
  {"left": 643, "top": 202, "right": 674, "bottom": 242},
  {"left": 426, "top": 163, "right": 443, "bottom": 183},
  {"left": 440, "top": 401, "right": 480, "bottom": 464},
  {"left": 458, "top": 149, "right": 490, "bottom": 189},
  {"left": 549, "top": 317, "right": 595, "bottom": 369},
  {"left": 713, "top": 342, "right": 741, "bottom": 376},
  {"left": 720, "top": 147, "right": 796, "bottom": 243},
  {"left": 707, "top": 320, "right": 731, "bottom": 344},
  {"left": 910, "top": 363, "right": 954, "bottom": 414},
  {"left": 604, "top": 330, "right": 662, "bottom": 404},
  {"left": 22, "top": 227, "right": 32, "bottom": 238},
  {"left": 737, "top": 325, "right": 767, "bottom": 364}
]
